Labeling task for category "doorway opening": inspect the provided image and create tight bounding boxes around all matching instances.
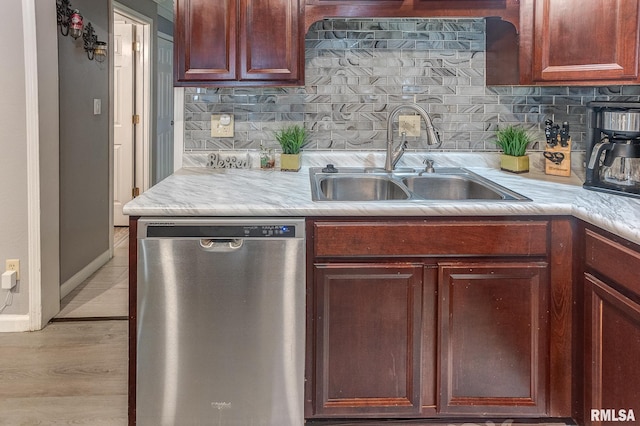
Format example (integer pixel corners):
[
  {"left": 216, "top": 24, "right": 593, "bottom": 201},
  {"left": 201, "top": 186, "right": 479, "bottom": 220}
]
[{"left": 111, "top": 5, "right": 152, "bottom": 233}]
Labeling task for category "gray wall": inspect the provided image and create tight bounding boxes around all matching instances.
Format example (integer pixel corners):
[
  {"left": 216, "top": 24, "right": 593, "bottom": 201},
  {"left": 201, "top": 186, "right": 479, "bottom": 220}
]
[
  {"left": 0, "top": 0, "right": 30, "bottom": 315},
  {"left": 58, "top": 0, "right": 159, "bottom": 285},
  {"left": 183, "top": 18, "right": 640, "bottom": 153},
  {"left": 58, "top": 0, "right": 110, "bottom": 284},
  {"left": 0, "top": 0, "right": 60, "bottom": 323}
]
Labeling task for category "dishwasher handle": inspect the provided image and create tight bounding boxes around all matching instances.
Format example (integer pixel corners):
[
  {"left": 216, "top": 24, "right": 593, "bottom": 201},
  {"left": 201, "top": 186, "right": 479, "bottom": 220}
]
[{"left": 199, "top": 238, "right": 244, "bottom": 252}]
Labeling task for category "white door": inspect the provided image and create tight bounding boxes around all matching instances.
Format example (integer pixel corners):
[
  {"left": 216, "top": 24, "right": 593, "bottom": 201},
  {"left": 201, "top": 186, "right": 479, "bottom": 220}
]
[
  {"left": 156, "top": 35, "right": 174, "bottom": 183},
  {"left": 113, "top": 19, "right": 135, "bottom": 226}
]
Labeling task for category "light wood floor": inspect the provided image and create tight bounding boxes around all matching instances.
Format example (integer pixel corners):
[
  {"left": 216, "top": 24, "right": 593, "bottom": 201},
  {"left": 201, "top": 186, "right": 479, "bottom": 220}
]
[
  {"left": 0, "top": 321, "right": 128, "bottom": 425},
  {"left": 0, "top": 230, "right": 129, "bottom": 425},
  {"left": 57, "top": 229, "right": 128, "bottom": 319}
]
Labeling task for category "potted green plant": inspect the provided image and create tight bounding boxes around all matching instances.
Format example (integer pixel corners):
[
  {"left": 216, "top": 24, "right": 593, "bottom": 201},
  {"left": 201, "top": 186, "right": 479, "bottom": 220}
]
[
  {"left": 274, "top": 124, "right": 307, "bottom": 172},
  {"left": 493, "top": 125, "right": 533, "bottom": 173}
]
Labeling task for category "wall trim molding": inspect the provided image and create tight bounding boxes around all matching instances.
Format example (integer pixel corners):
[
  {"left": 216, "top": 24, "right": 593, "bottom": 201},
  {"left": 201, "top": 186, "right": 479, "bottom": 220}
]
[
  {"left": 174, "top": 87, "right": 184, "bottom": 171},
  {"left": 60, "top": 250, "right": 111, "bottom": 299},
  {"left": 22, "top": 0, "right": 42, "bottom": 331},
  {"left": 0, "top": 315, "right": 32, "bottom": 333}
]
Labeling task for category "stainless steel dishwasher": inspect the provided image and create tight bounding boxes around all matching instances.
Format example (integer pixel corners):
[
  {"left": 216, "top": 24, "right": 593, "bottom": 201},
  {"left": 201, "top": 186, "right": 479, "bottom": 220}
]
[{"left": 136, "top": 218, "right": 305, "bottom": 426}]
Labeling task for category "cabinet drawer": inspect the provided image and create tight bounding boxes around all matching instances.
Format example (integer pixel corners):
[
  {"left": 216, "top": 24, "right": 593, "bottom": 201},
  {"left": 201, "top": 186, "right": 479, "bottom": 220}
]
[
  {"left": 313, "top": 220, "right": 548, "bottom": 257},
  {"left": 585, "top": 229, "right": 640, "bottom": 297}
]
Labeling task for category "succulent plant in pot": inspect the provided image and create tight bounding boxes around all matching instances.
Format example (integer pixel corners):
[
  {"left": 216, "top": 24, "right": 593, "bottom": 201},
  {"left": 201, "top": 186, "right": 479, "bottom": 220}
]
[
  {"left": 493, "top": 125, "right": 534, "bottom": 173},
  {"left": 274, "top": 124, "right": 307, "bottom": 172}
]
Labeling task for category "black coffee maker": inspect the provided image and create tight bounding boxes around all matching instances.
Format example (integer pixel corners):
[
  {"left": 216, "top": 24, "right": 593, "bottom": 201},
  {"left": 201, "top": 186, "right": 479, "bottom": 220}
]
[{"left": 584, "top": 101, "right": 640, "bottom": 198}]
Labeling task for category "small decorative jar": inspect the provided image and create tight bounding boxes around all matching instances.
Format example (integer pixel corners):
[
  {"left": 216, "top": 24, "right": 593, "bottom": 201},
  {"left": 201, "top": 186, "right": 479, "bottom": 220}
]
[{"left": 260, "top": 145, "right": 275, "bottom": 169}]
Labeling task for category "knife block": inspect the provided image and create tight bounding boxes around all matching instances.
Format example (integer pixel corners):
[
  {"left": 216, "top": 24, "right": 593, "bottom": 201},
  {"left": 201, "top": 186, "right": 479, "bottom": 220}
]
[{"left": 545, "top": 138, "right": 571, "bottom": 177}]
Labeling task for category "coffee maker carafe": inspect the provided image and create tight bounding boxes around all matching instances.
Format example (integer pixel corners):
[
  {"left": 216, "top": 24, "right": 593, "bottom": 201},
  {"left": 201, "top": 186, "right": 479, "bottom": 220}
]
[{"left": 585, "top": 102, "right": 640, "bottom": 198}]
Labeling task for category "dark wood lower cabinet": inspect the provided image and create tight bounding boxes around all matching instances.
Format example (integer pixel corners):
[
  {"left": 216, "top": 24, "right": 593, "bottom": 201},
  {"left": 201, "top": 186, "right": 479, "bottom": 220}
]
[
  {"left": 584, "top": 274, "right": 640, "bottom": 425},
  {"left": 310, "top": 259, "right": 553, "bottom": 419},
  {"left": 438, "top": 262, "right": 549, "bottom": 415},
  {"left": 583, "top": 227, "right": 640, "bottom": 425},
  {"left": 312, "top": 263, "right": 424, "bottom": 416},
  {"left": 306, "top": 217, "right": 576, "bottom": 422}
]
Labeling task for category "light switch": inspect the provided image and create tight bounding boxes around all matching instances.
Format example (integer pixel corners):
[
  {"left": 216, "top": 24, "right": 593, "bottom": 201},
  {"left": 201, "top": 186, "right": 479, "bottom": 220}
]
[
  {"left": 211, "top": 114, "right": 234, "bottom": 138},
  {"left": 93, "top": 99, "right": 101, "bottom": 115},
  {"left": 398, "top": 115, "right": 421, "bottom": 137}
]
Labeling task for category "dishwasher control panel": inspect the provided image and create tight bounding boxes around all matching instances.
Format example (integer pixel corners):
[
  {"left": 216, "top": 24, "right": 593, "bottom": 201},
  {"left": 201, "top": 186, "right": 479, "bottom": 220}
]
[
  {"left": 144, "top": 223, "right": 299, "bottom": 238},
  {"left": 241, "top": 225, "right": 297, "bottom": 238}
]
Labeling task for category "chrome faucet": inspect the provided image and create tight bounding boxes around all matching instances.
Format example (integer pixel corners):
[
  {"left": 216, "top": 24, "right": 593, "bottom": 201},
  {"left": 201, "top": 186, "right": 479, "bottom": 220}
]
[{"left": 385, "top": 104, "right": 442, "bottom": 172}]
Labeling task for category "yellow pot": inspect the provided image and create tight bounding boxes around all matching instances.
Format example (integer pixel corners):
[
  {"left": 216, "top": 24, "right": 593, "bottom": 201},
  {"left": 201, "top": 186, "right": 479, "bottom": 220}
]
[
  {"left": 280, "top": 153, "right": 301, "bottom": 172},
  {"left": 500, "top": 154, "right": 529, "bottom": 173}
]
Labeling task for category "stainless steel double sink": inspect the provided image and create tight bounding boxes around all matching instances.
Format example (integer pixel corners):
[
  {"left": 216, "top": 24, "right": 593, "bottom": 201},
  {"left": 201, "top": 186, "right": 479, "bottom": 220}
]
[{"left": 310, "top": 166, "right": 530, "bottom": 202}]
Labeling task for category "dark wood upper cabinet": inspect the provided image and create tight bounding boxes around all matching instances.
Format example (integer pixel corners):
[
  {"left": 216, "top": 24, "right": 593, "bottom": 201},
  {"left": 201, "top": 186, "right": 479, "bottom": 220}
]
[
  {"left": 174, "top": 0, "right": 236, "bottom": 82},
  {"left": 239, "top": 0, "right": 302, "bottom": 82},
  {"left": 174, "top": 0, "right": 304, "bottom": 86},
  {"left": 304, "top": 0, "right": 520, "bottom": 32},
  {"left": 527, "top": 0, "right": 640, "bottom": 84},
  {"left": 307, "top": 0, "right": 401, "bottom": 3},
  {"left": 490, "top": 0, "right": 640, "bottom": 85}
]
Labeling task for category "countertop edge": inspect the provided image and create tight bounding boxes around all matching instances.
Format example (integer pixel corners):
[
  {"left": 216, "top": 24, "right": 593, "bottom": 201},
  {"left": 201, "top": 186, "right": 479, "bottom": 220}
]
[{"left": 123, "top": 162, "right": 640, "bottom": 245}]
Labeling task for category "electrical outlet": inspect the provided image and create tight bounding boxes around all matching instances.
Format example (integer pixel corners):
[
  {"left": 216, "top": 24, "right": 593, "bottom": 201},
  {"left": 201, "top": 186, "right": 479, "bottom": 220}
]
[
  {"left": 6, "top": 259, "right": 19, "bottom": 280},
  {"left": 398, "top": 115, "right": 421, "bottom": 137},
  {"left": 211, "top": 114, "right": 234, "bottom": 138}
]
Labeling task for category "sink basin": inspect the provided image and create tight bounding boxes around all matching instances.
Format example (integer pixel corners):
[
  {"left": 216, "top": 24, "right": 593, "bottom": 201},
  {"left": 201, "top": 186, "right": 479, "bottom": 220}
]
[
  {"left": 309, "top": 167, "right": 530, "bottom": 202},
  {"left": 403, "top": 175, "right": 505, "bottom": 200},
  {"left": 317, "top": 175, "right": 410, "bottom": 201}
]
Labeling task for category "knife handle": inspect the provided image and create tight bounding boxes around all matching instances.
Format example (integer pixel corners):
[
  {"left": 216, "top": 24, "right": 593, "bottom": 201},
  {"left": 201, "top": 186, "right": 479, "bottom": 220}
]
[{"left": 560, "top": 122, "right": 570, "bottom": 147}]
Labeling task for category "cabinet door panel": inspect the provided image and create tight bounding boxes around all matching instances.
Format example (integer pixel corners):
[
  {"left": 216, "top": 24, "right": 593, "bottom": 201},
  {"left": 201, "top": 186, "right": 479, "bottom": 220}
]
[
  {"left": 240, "top": 0, "right": 301, "bottom": 81},
  {"left": 532, "top": 0, "right": 640, "bottom": 82},
  {"left": 439, "top": 262, "right": 549, "bottom": 415},
  {"left": 313, "top": 263, "right": 423, "bottom": 416},
  {"left": 174, "top": 0, "right": 236, "bottom": 82},
  {"left": 584, "top": 273, "right": 640, "bottom": 425}
]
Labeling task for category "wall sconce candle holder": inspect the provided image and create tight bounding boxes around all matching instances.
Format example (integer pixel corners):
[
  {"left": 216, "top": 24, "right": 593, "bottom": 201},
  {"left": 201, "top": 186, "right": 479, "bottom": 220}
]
[
  {"left": 82, "top": 23, "right": 108, "bottom": 62},
  {"left": 93, "top": 41, "right": 108, "bottom": 63},
  {"left": 56, "top": 0, "right": 74, "bottom": 37},
  {"left": 57, "top": 0, "right": 106, "bottom": 62},
  {"left": 69, "top": 9, "right": 84, "bottom": 39},
  {"left": 56, "top": 0, "right": 83, "bottom": 39}
]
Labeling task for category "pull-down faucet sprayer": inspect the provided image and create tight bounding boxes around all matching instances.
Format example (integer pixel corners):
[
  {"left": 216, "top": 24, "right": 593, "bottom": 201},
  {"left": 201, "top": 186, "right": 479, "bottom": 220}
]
[{"left": 385, "top": 104, "right": 442, "bottom": 172}]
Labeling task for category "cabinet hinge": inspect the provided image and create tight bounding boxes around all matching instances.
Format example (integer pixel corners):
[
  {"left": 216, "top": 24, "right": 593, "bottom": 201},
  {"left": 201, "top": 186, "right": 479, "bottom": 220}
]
[{"left": 132, "top": 187, "right": 140, "bottom": 197}]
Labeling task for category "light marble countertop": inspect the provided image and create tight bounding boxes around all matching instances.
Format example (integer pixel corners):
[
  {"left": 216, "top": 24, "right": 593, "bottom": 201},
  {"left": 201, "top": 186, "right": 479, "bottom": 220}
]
[{"left": 124, "top": 152, "right": 640, "bottom": 245}]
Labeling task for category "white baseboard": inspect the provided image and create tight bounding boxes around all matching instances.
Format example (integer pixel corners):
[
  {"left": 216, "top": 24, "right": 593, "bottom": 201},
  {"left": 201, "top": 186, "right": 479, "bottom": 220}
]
[
  {"left": 0, "top": 315, "right": 32, "bottom": 332},
  {"left": 60, "top": 250, "right": 111, "bottom": 299}
]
